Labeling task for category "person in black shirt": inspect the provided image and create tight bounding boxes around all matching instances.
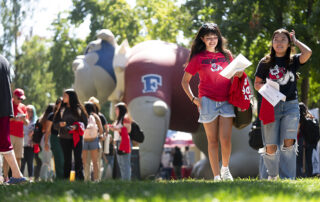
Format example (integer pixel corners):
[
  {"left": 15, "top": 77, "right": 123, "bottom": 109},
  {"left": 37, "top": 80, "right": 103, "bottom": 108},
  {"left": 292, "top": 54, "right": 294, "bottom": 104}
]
[
  {"left": 254, "top": 29, "right": 312, "bottom": 180},
  {"left": 44, "top": 97, "right": 64, "bottom": 179},
  {"left": 54, "top": 89, "right": 88, "bottom": 180},
  {"left": 173, "top": 146, "right": 183, "bottom": 179}
]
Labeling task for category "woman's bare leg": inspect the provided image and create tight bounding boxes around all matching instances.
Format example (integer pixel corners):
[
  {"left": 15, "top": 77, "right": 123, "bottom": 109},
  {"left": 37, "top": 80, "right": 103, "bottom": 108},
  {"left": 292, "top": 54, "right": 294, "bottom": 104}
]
[{"left": 203, "top": 118, "right": 220, "bottom": 177}]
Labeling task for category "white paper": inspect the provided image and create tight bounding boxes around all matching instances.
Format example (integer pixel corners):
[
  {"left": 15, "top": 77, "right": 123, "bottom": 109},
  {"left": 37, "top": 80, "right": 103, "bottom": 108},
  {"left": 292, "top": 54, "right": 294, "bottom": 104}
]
[
  {"left": 220, "top": 53, "right": 252, "bottom": 79},
  {"left": 266, "top": 78, "right": 280, "bottom": 90},
  {"left": 104, "top": 134, "right": 111, "bottom": 154},
  {"left": 258, "top": 80, "right": 286, "bottom": 107}
]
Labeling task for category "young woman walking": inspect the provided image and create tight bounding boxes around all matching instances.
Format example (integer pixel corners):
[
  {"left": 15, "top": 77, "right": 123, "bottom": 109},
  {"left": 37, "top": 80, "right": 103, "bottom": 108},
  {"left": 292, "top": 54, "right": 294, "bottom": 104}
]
[
  {"left": 181, "top": 23, "right": 243, "bottom": 181},
  {"left": 254, "top": 29, "right": 312, "bottom": 180}
]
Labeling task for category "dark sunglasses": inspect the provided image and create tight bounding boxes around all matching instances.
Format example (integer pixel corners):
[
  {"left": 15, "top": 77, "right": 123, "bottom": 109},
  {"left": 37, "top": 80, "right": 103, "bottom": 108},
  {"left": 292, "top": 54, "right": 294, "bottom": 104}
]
[
  {"left": 18, "top": 98, "right": 23, "bottom": 101},
  {"left": 202, "top": 23, "right": 217, "bottom": 29}
]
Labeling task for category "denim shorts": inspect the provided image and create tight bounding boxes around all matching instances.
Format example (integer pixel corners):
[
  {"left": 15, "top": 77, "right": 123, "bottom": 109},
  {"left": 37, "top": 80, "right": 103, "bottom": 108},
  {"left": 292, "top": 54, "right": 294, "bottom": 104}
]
[
  {"left": 262, "top": 99, "right": 300, "bottom": 146},
  {"left": 198, "top": 96, "right": 235, "bottom": 123},
  {"left": 83, "top": 137, "right": 101, "bottom": 150}
]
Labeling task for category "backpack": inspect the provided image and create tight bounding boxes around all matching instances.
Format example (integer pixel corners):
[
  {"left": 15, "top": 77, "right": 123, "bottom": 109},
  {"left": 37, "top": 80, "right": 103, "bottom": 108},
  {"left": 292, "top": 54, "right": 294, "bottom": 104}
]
[
  {"left": 83, "top": 114, "right": 98, "bottom": 139},
  {"left": 32, "top": 119, "right": 43, "bottom": 144},
  {"left": 300, "top": 117, "right": 320, "bottom": 146},
  {"left": 248, "top": 119, "right": 263, "bottom": 150},
  {"left": 129, "top": 121, "right": 145, "bottom": 143}
]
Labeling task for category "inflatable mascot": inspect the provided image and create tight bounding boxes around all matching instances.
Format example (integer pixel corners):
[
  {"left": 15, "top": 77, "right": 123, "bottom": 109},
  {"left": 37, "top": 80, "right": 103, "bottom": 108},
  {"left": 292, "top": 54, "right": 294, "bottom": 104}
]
[{"left": 72, "top": 29, "right": 260, "bottom": 178}]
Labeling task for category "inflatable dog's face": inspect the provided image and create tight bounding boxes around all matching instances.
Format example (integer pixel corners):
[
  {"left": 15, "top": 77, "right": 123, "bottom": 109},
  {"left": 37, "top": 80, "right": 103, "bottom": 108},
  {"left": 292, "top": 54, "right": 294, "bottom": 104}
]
[{"left": 72, "top": 29, "right": 130, "bottom": 103}]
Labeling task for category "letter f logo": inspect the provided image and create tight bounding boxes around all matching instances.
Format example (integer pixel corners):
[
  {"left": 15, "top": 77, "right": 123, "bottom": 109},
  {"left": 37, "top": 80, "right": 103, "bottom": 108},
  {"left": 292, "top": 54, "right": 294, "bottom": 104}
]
[{"left": 141, "top": 74, "right": 162, "bottom": 93}]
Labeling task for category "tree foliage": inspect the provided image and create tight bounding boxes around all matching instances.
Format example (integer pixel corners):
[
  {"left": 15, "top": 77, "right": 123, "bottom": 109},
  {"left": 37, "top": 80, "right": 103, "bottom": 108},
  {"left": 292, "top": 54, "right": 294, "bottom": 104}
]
[
  {"left": 70, "top": 0, "right": 142, "bottom": 45},
  {"left": 14, "top": 36, "right": 56, "bottom": 114},
  {"left": 48, "top": 14, "right": 86, "bottom": 96},
  {"left": 1, "top": 0, "right": 319, "bottom": 111},
  {"left": 135, "top": 0, "right": 192, "bottom": 44},
  {"left": 0, "top": 0, "right": 35, "bottom": 60},
  {"left": 69, "top": 0, "right": 191, "bottom": 46},
  {"left": 183, "top": 0, "right": 320, "bottom": 107}
]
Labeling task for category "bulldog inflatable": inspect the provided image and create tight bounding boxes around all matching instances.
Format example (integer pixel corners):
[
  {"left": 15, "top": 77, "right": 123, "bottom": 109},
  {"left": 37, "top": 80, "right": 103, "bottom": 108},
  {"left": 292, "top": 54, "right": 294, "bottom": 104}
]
[{"left": 73, "top": 29, "right": 260, "bottom": 178}]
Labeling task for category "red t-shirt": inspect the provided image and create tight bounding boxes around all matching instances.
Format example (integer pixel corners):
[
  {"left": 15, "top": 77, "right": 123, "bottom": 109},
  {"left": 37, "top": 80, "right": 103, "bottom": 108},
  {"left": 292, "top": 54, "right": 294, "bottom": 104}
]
[
  {"left": 185, "top": 51, "right": 233, "bottom": 101},
  {"left": 10, "top": 101, "right": 27, "bottom": 138}
]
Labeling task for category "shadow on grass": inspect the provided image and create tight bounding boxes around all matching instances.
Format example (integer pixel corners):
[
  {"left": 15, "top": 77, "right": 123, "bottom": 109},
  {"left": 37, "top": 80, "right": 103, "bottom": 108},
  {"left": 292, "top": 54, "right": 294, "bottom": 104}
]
[{"left": 1, "top": 178, "right": 320, "bottom": 201}]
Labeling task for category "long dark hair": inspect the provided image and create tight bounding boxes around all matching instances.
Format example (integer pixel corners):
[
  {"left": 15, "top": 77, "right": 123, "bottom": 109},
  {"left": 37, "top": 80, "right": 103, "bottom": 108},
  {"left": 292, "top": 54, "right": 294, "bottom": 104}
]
[
  {"left": 63, "top": 89, "right": 88, "bottom": 119},
  {"left": 299, "top": 102, "right": 313, "bottom": 122},
  {"left": 188, "top": 23, "right": 231, "bottom": 62},
  {"left": 84, "top": 102, "right": 97, "bottom": 115},
  {"left": 39, "top": 103, "right": 54, "bottom": 126},
  {"left": 263, "top": 28, "right": 293, "bottom": 70},
  {"left": 116, "top": 104, "right": 127, "bottom": 125},
  {"left": 53, "top": 97, "right": 62, "bottom": 114}
]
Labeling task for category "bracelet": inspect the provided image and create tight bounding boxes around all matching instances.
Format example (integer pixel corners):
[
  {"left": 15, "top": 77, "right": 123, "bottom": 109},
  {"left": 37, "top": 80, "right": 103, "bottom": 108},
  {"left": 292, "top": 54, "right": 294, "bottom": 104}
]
[{"left": 192, "top": 96, "right": 195, "bottom": 103}]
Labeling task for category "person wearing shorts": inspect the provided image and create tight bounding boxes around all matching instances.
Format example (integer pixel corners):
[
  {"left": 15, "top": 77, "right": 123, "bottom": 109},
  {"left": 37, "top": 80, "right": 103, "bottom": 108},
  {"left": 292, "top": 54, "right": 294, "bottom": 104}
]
[
  {"left": 83, "top": 138, "right": 101, "bottom": 150},
  {"left": 0, "top": 54, "right": 26, "bottom": 184},
  {"left": 82, "top": 102, "right": 103, "bottom": 181},
  {"left": 181, "top": 23, "right": 243, "bottom": 181}
]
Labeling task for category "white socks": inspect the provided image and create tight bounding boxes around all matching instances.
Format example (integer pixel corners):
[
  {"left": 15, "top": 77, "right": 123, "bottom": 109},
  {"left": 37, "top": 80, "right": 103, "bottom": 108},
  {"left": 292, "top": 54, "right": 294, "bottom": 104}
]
[{"left": 214, "top": 175, "right": 221, "bottom": 181}]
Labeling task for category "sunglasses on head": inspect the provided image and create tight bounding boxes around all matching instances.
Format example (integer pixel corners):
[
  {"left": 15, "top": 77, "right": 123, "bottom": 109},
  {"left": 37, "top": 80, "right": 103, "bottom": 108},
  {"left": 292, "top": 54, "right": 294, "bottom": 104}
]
[{"left": 202, "top": 23, "right": 217, "bottom": 29}]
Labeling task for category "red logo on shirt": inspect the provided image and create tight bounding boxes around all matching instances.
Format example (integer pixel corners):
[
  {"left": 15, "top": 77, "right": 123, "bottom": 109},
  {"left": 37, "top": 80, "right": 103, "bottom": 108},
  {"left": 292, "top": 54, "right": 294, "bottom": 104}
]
[
  {"left": 269, "top": 65, "right": 285, "bottom": 80},
  {"left": 211, "top": 63, "right": 223, "bottom": 72}
]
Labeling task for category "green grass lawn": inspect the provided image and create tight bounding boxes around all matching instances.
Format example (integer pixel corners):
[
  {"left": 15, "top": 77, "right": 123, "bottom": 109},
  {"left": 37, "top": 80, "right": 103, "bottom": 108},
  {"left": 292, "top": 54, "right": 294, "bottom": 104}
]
[{"left": 1, "top": 178, "right": 320, "bottom": 202}]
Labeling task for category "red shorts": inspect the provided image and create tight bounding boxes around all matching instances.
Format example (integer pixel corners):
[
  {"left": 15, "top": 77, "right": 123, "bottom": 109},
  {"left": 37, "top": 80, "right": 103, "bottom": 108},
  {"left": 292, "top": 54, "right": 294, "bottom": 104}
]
[{"left": 0, "top": 116, "right": 13, "bottom": 153}]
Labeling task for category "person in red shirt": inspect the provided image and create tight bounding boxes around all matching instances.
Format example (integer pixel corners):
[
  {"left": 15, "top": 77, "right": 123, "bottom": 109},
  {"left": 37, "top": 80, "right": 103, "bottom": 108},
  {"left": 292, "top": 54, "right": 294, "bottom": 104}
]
[
  {"left": 3, "top": 88, "right": 29, "bottom": 180},
  {"left": 181, "top": 23, "right": 243, "bottom": 181}
]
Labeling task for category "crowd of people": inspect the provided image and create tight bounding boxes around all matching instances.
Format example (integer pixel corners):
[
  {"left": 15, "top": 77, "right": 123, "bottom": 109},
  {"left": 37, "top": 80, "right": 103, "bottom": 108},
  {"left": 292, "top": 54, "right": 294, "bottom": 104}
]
[
  {"left": 0, "top": 69, "right": 140, "bottom": 183},
  {"left": 0, "top": 22, "right": 315, "bottom": 184}
]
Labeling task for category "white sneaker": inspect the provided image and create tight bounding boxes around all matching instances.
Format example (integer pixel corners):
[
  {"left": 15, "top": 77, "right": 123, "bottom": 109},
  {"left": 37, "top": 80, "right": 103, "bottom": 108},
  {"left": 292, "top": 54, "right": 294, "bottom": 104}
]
[
  {"left": 220, "top": 166, "right": 233, "bottom": 181},
  {"left": 214, "top": 175, "right": 222, "bottom": 182},
  {"left": 267, "top": 176, "right": 278, "bottom": 181}
]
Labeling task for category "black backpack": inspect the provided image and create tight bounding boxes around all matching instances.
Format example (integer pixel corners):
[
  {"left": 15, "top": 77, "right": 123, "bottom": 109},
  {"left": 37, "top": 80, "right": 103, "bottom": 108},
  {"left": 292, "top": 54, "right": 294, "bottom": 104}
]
[
  {"left": 129, "top": 121, "right": 145, "bottom": 143},
  {"left": 300, "top": 117, "right": 320, "bottom": 146},
  {"left": 248, "top": 119, "right": 264, "bottom": 150},
  {"left": 32, "top": 119, "right": 44, "bottom": 144}
]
